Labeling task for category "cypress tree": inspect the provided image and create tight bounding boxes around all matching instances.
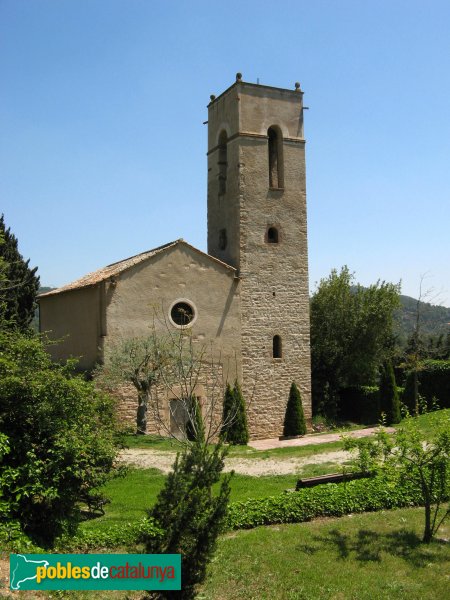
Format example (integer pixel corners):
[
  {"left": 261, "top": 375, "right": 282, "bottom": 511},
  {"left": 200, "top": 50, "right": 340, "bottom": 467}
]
[
  {"left": 0, "top": 214, "right": 39, "bottom": 330},
  {"left": 402, "top": 370, "right": 417, "bottom": 415},
  {"left": 379, "top": 360, "right": 402, "bottom": 424},
  {"left": 221, "top": 381, "right": 249, "bottom": 445},
  {"left": 232, "top": 381, "right": 249, "bottom": 445},
  {"left": 283, "top": 382, "right": 307, "bottom": 436},
  {"left": 220, "top": 383, "right": 235, "bottom": 441},
  {"left": 185, "top": 395, "right": 205, "bottom": 443}
]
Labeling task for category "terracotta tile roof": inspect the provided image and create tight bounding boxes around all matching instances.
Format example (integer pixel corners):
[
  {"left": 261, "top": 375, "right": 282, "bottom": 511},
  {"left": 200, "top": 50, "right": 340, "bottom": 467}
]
[{"left": 38, "top": 239, "right": 236, "bottom": 298}]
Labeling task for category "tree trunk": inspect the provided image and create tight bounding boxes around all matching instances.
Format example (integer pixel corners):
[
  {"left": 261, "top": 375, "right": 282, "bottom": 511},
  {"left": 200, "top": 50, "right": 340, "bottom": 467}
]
[
  {"left": 423, "top": 501, "right": 432, "bottom": 543},
  {"left": 413, "top": 370, "right": 419, "bottom": 416},
  {"left": 136, "top": 388, "right": 149, "bottom": 434}
]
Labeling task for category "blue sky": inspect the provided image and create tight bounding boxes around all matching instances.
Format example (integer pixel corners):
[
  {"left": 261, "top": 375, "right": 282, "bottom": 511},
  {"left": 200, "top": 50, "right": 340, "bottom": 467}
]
[{"left": 1, "top": 0, "right": 449, "bottom": 304}]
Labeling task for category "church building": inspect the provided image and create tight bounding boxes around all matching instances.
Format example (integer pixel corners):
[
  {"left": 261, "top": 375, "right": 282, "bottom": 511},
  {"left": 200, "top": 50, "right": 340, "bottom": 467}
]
[{"left": 39, "top": 74, "right": 312, "bottom": 440}]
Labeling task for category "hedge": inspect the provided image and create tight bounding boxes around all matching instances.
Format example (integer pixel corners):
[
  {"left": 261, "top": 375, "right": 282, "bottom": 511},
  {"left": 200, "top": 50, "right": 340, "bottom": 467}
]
[
  {"left": 225, "top": 475, "right": 425, "bottom": 530},
  {"left": 66, "top": 476, "right": 430, "bottom": 546},
  {"left": 3, "top": 475, "right": 438, "bottom": 550},
  {"left": 418, "top": 360, "right": 450, "bottom": 409},
  {"left": 54, "top": 517, "right": 162, "bottom": 551},
  {"left": 339, "top": 386, "right": 380, "bottom": 423},
  {"left": 339, "top": 386, "right": 405, "bottom": 423}
]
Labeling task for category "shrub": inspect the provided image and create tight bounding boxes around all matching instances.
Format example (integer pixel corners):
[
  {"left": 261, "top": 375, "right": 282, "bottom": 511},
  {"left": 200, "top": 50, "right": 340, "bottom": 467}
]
[
  {"left": 144, "top": 440, "right": 232, "bottom": 599},
  {"left": 0, "top": 331, "right": 121, "bottom": 545},
  {"left": 185, "top": 395, "right": 205, "bottom": 442},
  {"left": 402, "top": 370, "right": 418, "bottom": 413},
  {"left": 419, "top": 360, "right": 450, "bottom": 409},
  {"left": 379, "top": 361, "right": 401, "bottom": 424},
  {"left": 220, "top": 383, "right": 235, "bottom": 440},
  {"left": 344, "top": 415, "right": 450, "bottom": 543},
  {"left": 221, "top": 381, "right": 249, "bottom": 445},
  {"left": 339, "top": 386, "right": 380, "bottom": 423},
  {"left": 283, "top": 382, "right": 307, "bottom": 436},
  {"left": 226, "top": 475, "right": 426, "bottom": 530},
  {"left": 55, "top": 517, "right": 163, "bottom": 552}
]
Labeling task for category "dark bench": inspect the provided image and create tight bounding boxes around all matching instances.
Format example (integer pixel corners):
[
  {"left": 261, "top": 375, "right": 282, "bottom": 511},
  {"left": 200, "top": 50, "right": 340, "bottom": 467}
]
[{"left": 296, "top": 471, "right": 370, "bottom": 490}]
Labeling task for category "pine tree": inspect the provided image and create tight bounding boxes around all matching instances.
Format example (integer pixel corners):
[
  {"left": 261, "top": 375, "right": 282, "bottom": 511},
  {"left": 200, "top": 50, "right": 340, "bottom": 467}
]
[
  {"left": 0, "top": 214, "right": 39, "bottom": 330},
  {"left": 145, "top": 440, "right": 232, "bottom": 599},
  {"left": 379, "top": 360, "right": 401, "bottom": 424},
  {"left": 283, "top": 382, "right": 307, "bottom": 436}
]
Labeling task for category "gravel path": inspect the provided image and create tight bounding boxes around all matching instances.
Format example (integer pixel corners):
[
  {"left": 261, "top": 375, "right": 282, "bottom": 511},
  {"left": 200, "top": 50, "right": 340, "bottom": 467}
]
[
  {"left": 119, "top": 448, "right": 352, "bottom": 476},
  {"left": 119, "top": 427, "right": 394, "bottom": 476},
  {"left": 249, "top": 426, "right": 395, "bottom": 450}
]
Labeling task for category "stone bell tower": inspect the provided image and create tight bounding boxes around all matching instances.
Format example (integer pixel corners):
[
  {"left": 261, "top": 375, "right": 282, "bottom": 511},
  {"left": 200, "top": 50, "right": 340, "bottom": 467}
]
[{"left": 207, "top": 73, "right": 311, "bottom": 438}]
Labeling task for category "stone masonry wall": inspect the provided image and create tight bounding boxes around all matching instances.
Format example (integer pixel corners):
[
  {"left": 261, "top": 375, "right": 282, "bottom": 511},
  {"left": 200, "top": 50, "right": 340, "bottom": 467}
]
[{"left": 208, "top": 81, "right": 312, "bottom": 440}]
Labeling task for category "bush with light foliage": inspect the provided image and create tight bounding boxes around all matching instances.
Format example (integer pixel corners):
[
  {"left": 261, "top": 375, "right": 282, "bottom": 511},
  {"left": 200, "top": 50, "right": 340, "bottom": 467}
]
[{"left": 0, "top": 331, "right": 120, "bottom": 545}]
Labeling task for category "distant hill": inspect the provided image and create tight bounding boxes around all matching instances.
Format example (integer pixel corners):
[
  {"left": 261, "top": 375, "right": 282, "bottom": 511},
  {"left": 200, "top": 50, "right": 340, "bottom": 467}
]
[
  {"left": 394, "top": 294, "right": 450, "bottom": 346},
  {"left": 38, "top": 286, "right": 55, "bottom": 295}
]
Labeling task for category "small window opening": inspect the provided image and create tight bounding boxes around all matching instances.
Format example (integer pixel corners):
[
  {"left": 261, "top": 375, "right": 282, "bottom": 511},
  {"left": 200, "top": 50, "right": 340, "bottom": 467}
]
[
  {"left": 273, "top": 335, "right": 282, "bottom": 359},
  {"left": 272, "top": 291, "right": 276, "bottom": 297},
  {"left": 268, "top": 126, "right": 284, "bottom": 189},
  {"left": 218, "top": 130, "right": 228, "bottom": 195},
  {"left": 171, "top": 302, "right": 195, "bottom": 326},
  {"left": 267, "top": 227, "right": 279, "bottom": 244},
  {"left": 219, "top": 228, "right": 227, "bottom": 250}
]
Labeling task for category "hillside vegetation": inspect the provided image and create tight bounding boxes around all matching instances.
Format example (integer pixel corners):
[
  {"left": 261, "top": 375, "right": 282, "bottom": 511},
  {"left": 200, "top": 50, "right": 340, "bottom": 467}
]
[{"left": 394, "top": 294, "right": 450, "bottom": 344}]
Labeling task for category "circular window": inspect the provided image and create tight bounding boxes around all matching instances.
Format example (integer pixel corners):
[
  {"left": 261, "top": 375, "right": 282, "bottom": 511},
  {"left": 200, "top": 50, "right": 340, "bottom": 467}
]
[{"left": 170, "top": 301, "right": 196, "bottom": 327}]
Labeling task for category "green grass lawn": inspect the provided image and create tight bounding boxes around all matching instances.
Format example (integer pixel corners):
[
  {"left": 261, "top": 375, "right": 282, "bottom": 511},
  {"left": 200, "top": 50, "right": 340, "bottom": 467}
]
[
  {"left": 201, "top": 506, "right": 450, "bottom": 600},
  {"left": 80, "top": 461, "right": 344, "bottom": 533},
  {"left": 80, "top": 468, "right": 165, "bottom": 530},
  {"left": 8, "top": 507, "right": 448, "bottom": 600},
  {"left": 405, "top": 407, "right": 450, "bottom": 438},
  {"left": 122, "top": 434, "right": 345, "bottom": 458},
  {"left": 80, "top": 409, "right": 449, "bottom": 535}
]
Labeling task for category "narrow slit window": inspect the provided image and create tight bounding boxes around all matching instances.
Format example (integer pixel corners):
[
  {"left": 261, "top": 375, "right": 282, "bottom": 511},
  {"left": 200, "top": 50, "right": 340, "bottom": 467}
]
[
  {"left": 219, "top": 228, "right": 227, "bottom": 250},
  {"left": 268, "top": 126, "right": 284, "bottom": 189},
  {"left": 273, "top": 335, "right": 282, "bottom": 359},
  {"left": 218, "top": 130, "right": 228, "bottom": 195},
  {"left": 267, "top": 227, "right": 279, "bottom": 244}
]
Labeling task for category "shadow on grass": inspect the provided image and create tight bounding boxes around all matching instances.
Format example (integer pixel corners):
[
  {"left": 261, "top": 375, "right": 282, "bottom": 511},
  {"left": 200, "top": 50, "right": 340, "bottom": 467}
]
[{"left": 298, "top": 527, "right": 448, "bottom": 568}]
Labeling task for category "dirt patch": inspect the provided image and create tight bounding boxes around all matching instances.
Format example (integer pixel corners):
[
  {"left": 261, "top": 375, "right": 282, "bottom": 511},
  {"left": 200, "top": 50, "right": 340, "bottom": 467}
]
[{"left": 119, "top": 448, "right": 352, "bottom": 476}]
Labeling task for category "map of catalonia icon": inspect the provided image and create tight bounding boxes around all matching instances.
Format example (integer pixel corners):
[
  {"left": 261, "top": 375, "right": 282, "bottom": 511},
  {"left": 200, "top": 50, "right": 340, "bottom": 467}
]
[{"left": 10, "top": 554, "right": 50, "bottom": 590}]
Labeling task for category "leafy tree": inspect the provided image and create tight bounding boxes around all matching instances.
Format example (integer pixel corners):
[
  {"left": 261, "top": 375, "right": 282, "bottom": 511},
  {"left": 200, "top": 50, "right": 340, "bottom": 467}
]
[
  {"left": 96, "top": 324, "right": 227, "bottom": 442},
  {"left": 0, "top": 330, "right": 120, "bottom": 545},
  {"left": 395, "top": 420, "right": 450, "bottom": 543},
  {"left": 144, "top": 440, "right": 232, "bottom": 599},
  {"left": 283, "top": 382, "right": 307, "bottom": 436},
  {"left": 344, "top": 413, "right": 450, "bottom": 543},
  {"left": 379, "top": 360, "right": 401, "bottom": 424},
  {"left": 310, "top": 266, "right": 400, "bottom": 418},
  {"left": 95, "top": 334, "right": 171, "bottom": 434},
  {"left": 399, "top": 276, "right": 445, "bottom": 414},
  {"left": 221, "top": 381, "right": 249, "bottom": 445},
  {"left": 0, "top": 214, "right": 40, "bottom": 331}
]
